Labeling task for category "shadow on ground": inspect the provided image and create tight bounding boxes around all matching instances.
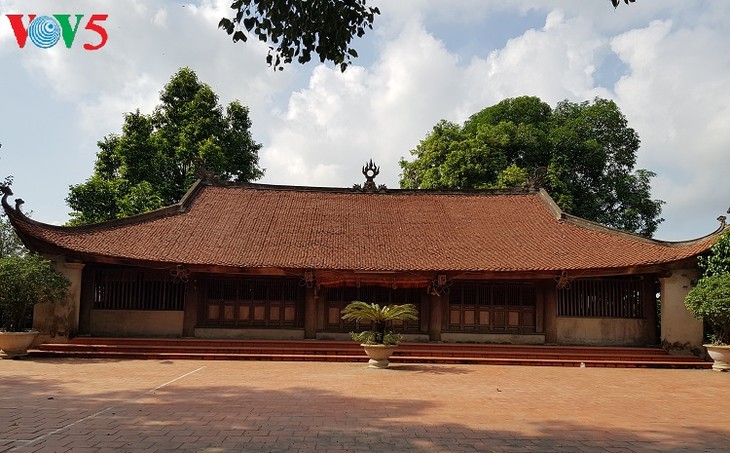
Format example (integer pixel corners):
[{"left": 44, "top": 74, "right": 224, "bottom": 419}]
[{"left": 0, "top": 360, "right": 727, "bottom": 453}]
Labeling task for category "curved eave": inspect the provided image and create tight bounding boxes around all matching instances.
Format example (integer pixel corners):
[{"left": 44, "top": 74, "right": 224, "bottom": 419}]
[
  {"left": 2, "top": 182, "right": 726, "bottom": 274},
  {"left": 537, "top": 188, "right": 728, "bottom": 248},
  {"left": 1, "top": 181, "right": 206, "bottom": 259}
]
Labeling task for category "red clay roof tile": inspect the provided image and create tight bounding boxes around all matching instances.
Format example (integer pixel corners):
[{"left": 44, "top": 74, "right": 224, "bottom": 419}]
[{"left": 4, "top": 182, "right": 722, "bottom": 272}]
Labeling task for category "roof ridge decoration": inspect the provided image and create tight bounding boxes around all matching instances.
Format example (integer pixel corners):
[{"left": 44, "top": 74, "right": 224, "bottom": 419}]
[
  {"left": 0, "top": 180, "right": 208, "bottom": 233},
  {"left": 0, "top": 185, "right": 24, "bottom": 214},
  {"left": 352, "top": 159, "right": 387, "bottom": 193}
]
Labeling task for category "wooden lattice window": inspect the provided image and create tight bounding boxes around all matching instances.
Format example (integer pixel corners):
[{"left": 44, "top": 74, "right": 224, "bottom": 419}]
[
  {"left": 449, "top": 282, "right": 536, "bottom": 333},
  {"left": 204, "top": 277, "right": 304, "bottom": 327},
  {"left": 324, "top": 286, "right": 422, "bottom": 332},
  {"left": 557, "top": 278, "right": 644, "bottom": 319},
  {"left": 93, "top": 268, "right": 185, "bottom": 311}
]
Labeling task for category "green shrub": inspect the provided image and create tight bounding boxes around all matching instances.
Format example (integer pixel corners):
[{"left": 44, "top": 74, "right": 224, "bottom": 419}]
[
  {"left": 684, "top": 273, "right": 730, "bottom": 345},
  {"left": 0, "top": 254, "right": 70, "bottom": 332}
]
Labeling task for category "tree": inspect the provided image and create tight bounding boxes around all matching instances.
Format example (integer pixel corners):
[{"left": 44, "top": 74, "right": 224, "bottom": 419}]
[
  {"left": 612, "top": 0, "right": 636, "bottom": 8},
  {"left": 698, "top": 232, "right": 730, "bottom": 280},
  {"left": 684, "top": 273, "right": 730, "bottom": 345},
  {"left": 0, "top": 254, "right": 69, "bottom": 332},
  {"left": 0, "top": 213, "right": 25, "bottom": 259},
  {"left": 67, "top": 68, "right": 264, "bottom": 225},
  {"left": 0, "top": 147, "right": 26, "bottom": 258},
  {"left": 219, "top": 0, "right": 380, "bottom": 72},
  {"left": 220, "top": 1, "right": 634, "bottom": 71},
  {"left": 399, "top": 96, "right": 664, "bottom": 237}
]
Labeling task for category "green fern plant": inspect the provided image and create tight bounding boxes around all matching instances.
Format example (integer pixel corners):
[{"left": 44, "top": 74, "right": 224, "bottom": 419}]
[{"left": 341, "top": 301, "right": 418, "bottom": 345}]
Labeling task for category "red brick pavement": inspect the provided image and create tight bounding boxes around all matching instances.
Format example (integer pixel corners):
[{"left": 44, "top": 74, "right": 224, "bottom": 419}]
[{"left": 0, "top": 358, "right": 728, "bottom": 452}]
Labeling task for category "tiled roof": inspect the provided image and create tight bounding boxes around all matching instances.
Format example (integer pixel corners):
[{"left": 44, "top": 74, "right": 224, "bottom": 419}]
[{"left": 3, "top": 181, "right": 723, "bottom": 273}]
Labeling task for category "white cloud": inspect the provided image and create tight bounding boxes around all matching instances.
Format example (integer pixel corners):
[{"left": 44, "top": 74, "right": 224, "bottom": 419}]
[
  {"left": 261, "top": 10, "right": 612, "bottom": 189},
  {"left": 612, "top": 14, "right": 730, "bottom": 239},
  {"left": 1, "top": 0, "right": 729, "bottom": 242}
]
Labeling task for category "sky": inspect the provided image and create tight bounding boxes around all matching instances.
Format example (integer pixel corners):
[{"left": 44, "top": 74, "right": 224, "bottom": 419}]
[{"left": 0, "top": 0, "right": 728, "bottom": 241}]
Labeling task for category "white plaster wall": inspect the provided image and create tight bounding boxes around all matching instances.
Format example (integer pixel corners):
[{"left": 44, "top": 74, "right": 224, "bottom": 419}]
[
  {"left": 33, "top": 261, "right": 84, "bottom": 345},
  {"left": 660, "top": 269, "right": 703, "bottom": 352}
]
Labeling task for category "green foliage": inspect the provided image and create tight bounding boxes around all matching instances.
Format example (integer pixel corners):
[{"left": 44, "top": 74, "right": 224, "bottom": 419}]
[
  {"left": 400, "top": 96, "right": 664, "bottom": 237},
  {"left": 684, "top": 274, "right": 730, "bottom": 345},
  {"left": 611, "top": 0, "right": 636, "bottom": 8},
  {"left": 0, "top": 254, "right": 70, "bottom": 332},
  {"left": 218, "top": 1, "right": 627, "bottom": 71},
  {"left": 341, "top": 301, "right": 418, "bottom": 345},
  {"left": 698, "top": 232, "right": 730, "bottom": 278},
  {"left": 67, "top": 68, "right": 264, "bottom": 225},
  {"left": 219, "top": 0, "right": 380, "bottom": 72},
  {"left": 0, "top": 213, "right": 26, "bottom": 259},
  {"left": 350, "top": 330, "right": 402, "bottom": 346}
]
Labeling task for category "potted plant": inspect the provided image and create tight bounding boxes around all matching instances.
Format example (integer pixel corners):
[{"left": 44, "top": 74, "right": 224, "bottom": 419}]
[
  {"left": 684, "top": 273, "right": 730, "bottom": 371},
  {"left": 0, "top": 253, "right": 70, "bottom": 358},
  {"left": 341, "top": 301, "right": 418, "bottom": 368}
]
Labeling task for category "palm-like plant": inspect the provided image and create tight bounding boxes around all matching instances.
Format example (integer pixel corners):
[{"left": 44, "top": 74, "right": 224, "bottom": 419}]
[{"left": 341, "top": 301, "right": 418, "bottom": 345}]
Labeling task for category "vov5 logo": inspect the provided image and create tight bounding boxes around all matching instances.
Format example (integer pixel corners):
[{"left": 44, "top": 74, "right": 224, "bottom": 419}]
[{"left": 6, "top": 14, "right": 109, "bottom": 50}]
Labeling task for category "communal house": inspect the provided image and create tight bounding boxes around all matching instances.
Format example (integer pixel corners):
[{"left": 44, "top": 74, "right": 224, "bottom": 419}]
[{"left": 2, "top": 162, "right": 724, "bottom": 351}]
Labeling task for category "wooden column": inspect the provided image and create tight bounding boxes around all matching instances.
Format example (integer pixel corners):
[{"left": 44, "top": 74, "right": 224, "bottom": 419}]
[
  {"left": 316, "top": 288, "right": 327, "bottom": 331},
  {"left": 643, "top": 275, "right": 658, "bottom": 345},
  {"left": 78, "top": 266, "right": 95, "bottom": 335},
  {"left": 304, "top": 287, "right": 317, "bottom": 339},
  {"left": 535, "top": 281, "right": 544, "bottom": 334},
  {"left": 426, "top": 292, "right": 442, "bottom": 341},
  {"left": 182, "top": 275, "right": 202, "bottom": 337},
  {"left": 542, "top": 281, "right": 558, "bottom": 344}
]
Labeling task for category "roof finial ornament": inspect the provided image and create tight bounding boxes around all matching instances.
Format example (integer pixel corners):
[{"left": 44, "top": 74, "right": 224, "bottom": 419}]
[
  {"left": 719, "top": 215, "right": 727, "bottom": 229},
  {"left": 353, "top": 159, "right": 387, "bottom": 193},
  {"left": 525, "top": 166, "right": 547, "bottom": 190},
  {"left": 0, "top": 184, "right": 13, "bottom": 210}
]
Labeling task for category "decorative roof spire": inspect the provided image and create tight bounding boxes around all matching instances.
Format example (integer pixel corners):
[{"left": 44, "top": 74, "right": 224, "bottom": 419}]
[{"left": 353, "top": 159, "right": 387, "bottom": 193}]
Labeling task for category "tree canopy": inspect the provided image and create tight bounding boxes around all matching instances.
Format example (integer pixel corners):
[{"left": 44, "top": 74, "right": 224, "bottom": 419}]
[
  {"left": 698, "top": 231, "right": 730, "bottom": 280},
  {"left": 399, "top": 96, "right": 664, "bottom": 237},
  {"left": 66, "top": 68, "right": 264, "bottom": 225},
  {"left": 219, "top": 0, "right": 380, "bottom": 72},
  {"left": 220, "top": 1, "right": 635, "bottom": 71}
]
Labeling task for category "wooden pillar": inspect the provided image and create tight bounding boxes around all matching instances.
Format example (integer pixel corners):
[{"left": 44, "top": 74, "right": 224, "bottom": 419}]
[
  {"left": 643, "top": 275, "right": 658, "bottom": 345},
  {"left": 542, "top": 281, "right": 558, "bottom": 344},
  {"left": 316, "top": 288, "right": 327, "bottom": 331},
  {"left": 427, "top": 292, "right": 442, "bottom": 341},
  {"left": 535, "top": 281, "right": 544, "bottom": 334},
  {"left": 304, "top": 287, "right": 317, "bottom": 339},
  {"left": 78, "top": 266, "right": 95, "bottom": 335},
  {"left": 182, "top": 274, "right": 202, "bottom": 337}
]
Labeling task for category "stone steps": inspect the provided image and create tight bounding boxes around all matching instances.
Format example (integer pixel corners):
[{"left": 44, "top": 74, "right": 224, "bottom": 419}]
[{"left": 31, "top": 338, "right": 711, "bottom": 369}]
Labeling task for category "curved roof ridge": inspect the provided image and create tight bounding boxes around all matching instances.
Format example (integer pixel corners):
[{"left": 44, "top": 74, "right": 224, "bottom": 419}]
[
  {"left": 217, "top": 180, "right": 541, "bottom": 196},
  {"left": 1, "top": 179, "right": 207, "bottom": 232},
  {"left": 535, "top": 187, "right": 726, "bottom": 246}
]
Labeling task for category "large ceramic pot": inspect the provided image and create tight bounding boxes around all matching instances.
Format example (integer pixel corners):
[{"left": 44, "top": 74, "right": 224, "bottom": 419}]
[
  {"left": 705, "top": 344, "right": 730, "bottom": 371},
  {"left": 0, "top": 331, "right": 39, "bottom": 358},
  {"left": 361, "top": 344, "right": 398, "bottom": 368}
]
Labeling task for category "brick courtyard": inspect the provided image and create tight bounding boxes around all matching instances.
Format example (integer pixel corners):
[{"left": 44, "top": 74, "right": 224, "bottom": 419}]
[{"left": 1, "top": 358, "right": 728, "bottom": 452}]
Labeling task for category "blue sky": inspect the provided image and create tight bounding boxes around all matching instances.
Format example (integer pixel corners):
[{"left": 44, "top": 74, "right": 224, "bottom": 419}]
[{"left": 1, "top": 0, "right": 729, "bottom": 241}]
